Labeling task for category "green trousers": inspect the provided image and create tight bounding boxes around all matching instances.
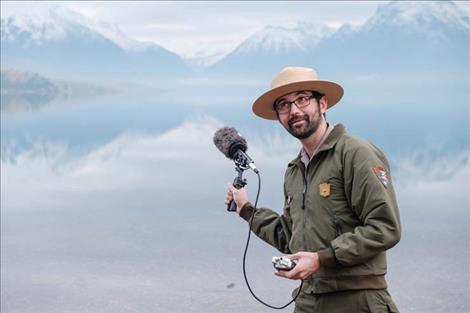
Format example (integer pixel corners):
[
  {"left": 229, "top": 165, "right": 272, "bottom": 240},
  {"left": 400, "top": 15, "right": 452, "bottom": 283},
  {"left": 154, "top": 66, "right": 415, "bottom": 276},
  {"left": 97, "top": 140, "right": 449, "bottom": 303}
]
[{"left": 294, "top": 289, "right": 399, "bottom": 313}]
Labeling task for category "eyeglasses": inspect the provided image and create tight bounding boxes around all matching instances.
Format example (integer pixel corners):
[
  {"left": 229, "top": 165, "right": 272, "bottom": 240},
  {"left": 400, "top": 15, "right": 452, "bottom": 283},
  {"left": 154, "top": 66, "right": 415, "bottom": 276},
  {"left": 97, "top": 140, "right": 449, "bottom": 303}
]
[{"left": 274, "top": 95, "right": 315, "bottom": 114}]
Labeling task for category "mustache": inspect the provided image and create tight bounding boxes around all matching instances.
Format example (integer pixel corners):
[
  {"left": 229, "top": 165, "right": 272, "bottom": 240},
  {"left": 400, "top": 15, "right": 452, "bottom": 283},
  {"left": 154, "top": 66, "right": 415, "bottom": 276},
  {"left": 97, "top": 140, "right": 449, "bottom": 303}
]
[{"left": 288, "top": 114, "right": 308, "bottom": 126}]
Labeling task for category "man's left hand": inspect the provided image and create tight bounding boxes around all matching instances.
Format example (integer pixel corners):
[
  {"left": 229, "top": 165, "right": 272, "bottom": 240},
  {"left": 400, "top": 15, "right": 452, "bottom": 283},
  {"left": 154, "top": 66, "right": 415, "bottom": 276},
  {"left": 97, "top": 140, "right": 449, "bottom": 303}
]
[{"left": 274, "top": 252, "right": 320, "bottom": 280}]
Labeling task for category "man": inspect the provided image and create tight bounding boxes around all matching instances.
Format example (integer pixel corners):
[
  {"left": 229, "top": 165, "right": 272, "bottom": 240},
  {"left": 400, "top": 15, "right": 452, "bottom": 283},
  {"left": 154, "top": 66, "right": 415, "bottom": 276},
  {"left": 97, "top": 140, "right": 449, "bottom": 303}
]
[{"left": 224, "top": 67, "right": 401, "bottom": 313}]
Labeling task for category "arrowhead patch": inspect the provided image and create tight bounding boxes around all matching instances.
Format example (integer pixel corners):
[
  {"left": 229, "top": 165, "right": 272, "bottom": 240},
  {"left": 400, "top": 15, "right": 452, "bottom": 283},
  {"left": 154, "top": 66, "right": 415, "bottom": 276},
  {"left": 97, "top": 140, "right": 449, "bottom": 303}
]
[{"left": 373, "top": 166, "right": 389, "bottom": 187}]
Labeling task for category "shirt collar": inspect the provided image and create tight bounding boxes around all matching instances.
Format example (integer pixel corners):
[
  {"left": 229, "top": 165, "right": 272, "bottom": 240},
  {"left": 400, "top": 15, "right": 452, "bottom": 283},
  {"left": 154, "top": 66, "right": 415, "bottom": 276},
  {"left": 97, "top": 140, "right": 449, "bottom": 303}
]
[
  {"left": 300, "top": 123, "right": 335, "bottom": 166},
  {"left": 289, "top": 123, "right": 346, "bottom": 169}
]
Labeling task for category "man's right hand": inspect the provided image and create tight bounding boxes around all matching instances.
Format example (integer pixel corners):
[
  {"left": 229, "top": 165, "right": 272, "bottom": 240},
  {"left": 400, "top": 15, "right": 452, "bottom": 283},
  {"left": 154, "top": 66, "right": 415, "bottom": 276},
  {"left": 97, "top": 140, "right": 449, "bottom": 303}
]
[
  {"left": 274, "top": 252, "right": 321, "bottom": 280},
  {"left": 225, "top": 184, "right": 249, "bottom": 214}
]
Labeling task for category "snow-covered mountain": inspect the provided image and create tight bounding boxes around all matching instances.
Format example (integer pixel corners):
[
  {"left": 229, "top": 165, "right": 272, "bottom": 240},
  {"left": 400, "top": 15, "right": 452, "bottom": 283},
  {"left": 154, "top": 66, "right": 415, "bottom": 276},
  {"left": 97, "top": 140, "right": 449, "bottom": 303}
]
[
  {"left": 0, "top": 6, "right": 191, "bottom": 81},
  {"left": 315, "top": 0, "right": 470, "bottom": 79},
  {"left": 228, "top": 22, "right": 335, "bottom": 56},
  {"left": 209, "top": 1, "right": 469, "bottom": 83},
  {"left": 208, "top": 22, "right": 335, "bottom": 75},
  {"left": 182, "top": 49, "right": 228, "bottom": 70},
  {"left": 1, "top": 1, "right": 468, "bottom": 86},
  {"left": 248, "top": 23, "right": 335, "bottom": 54},
  {"left": 366, "top": 0, "right": 470, "bottom": 31},
  {"left": 233, "top": 26, "right": 304, "bottom": 56}
]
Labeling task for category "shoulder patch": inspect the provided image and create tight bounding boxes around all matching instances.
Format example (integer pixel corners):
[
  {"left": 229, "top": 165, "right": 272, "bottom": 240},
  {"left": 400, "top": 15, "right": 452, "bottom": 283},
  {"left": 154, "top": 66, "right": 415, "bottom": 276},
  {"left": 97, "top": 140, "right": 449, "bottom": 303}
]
[{"left": 373, "top": 165, "right": 389, "bottom": 187}]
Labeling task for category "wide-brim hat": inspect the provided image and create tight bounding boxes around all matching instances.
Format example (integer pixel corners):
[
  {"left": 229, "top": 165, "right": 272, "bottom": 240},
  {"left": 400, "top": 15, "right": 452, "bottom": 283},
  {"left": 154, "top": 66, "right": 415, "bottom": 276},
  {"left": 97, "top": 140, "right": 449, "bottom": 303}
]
[{"left": 252, "top": 66, "right": 344, "bottom": 120}]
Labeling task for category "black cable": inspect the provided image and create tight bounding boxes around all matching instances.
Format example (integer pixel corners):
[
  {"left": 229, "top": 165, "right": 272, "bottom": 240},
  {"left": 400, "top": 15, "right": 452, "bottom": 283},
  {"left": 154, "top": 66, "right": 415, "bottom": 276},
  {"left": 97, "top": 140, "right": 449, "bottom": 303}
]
[{"left": 241, "top": 171, "right": 303, "bottom": 309}]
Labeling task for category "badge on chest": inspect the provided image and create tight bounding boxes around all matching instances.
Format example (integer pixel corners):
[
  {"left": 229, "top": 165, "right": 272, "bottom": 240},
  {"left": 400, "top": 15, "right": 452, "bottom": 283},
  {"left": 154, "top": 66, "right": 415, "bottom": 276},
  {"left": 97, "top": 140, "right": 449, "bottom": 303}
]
[{"left": 319, "top": 183, "right": 331, "bottom": 197}]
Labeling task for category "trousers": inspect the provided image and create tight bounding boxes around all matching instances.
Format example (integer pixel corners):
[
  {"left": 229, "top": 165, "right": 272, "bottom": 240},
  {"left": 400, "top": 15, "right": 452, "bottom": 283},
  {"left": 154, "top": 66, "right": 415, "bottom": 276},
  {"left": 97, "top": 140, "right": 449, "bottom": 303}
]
[{"left": 294, "top": 289, "right": 399, "bottom": 313}]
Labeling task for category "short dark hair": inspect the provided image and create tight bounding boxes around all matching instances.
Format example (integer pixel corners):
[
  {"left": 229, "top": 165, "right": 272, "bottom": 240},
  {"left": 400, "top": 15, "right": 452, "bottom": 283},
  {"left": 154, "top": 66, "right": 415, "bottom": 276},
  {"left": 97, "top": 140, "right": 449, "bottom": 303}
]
[
  {"left": 311, "top": 91, "right": 326, "bottom": 119},
  {"left": 310, "top": 91, "right": 324, "bottom": 102}
]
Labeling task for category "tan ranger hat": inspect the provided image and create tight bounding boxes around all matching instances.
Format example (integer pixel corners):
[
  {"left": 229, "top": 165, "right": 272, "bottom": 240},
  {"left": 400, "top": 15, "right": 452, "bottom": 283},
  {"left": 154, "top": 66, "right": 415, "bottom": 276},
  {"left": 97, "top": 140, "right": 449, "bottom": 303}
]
[{"left": 252, "top": 66, "right": 344, "bottom": 120}]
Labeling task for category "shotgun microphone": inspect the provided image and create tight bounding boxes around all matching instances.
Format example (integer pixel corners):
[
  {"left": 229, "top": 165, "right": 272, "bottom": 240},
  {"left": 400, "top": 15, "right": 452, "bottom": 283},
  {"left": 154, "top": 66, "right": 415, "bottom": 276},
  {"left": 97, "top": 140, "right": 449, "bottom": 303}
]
[
  {"left": 213, "top": 126, "right": 258, "bottom": 211},
  {"left": 213, "top": 127, "right": 258, "bottom": 173}
]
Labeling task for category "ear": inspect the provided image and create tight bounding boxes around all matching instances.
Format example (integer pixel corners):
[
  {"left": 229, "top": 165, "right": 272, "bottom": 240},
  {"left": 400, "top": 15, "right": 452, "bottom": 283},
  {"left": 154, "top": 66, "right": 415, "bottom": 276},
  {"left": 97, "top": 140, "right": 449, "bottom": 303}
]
[{"left": 319, "top": 96, "right": 328, "bottom": 114}]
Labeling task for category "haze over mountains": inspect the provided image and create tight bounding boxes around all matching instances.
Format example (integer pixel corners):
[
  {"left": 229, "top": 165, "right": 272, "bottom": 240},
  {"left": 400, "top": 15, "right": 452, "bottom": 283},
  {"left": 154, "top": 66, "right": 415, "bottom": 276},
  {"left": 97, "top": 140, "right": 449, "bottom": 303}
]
[
  {"left": 1, "top": 4, "right": 469, "bottom": 313},
  {"left": 0, "top": 70, "right": 111, "bottom": 112},
  {"left": 210, "top": 1, "right": 469, "bottom": 82},
  {"left": 1, "top": 1, "right": 469, "bottom": 84},
  {"left": 1, "top": 6, "right": 190, "bottom": 82}
]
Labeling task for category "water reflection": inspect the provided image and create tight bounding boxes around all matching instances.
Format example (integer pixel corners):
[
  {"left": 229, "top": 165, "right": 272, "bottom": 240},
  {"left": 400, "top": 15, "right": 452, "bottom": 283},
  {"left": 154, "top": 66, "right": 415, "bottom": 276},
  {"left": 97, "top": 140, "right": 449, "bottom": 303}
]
[
  {"left": 1, "top": 117, "right": 468, "bottom": 312},
  {"left": 1, "top": 85, "right": 468, "bottom": 163},
  {"left": 1, "top": 93, "right": 57, "bottom": 112},
  {"left": 1, "top": 79, "right": 469, "bottom": 312}
]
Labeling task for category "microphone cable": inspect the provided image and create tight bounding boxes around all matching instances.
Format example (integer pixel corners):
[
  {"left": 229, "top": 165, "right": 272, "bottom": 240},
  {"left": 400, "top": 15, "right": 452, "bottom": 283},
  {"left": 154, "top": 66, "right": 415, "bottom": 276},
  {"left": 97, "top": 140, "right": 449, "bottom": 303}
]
[{"left": 241, "top": 171, "right": 303, "bottom": 309}]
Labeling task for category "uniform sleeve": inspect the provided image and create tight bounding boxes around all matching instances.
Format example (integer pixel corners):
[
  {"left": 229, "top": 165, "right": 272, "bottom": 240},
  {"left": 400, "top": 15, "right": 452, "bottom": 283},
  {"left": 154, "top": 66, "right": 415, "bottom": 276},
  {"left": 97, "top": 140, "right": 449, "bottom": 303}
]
[
  {"left": 239, "top": 184, "right": 293, "bottom": 254},
  {"left": 322, "top": 142, "right": 401, "bottom": 267}
]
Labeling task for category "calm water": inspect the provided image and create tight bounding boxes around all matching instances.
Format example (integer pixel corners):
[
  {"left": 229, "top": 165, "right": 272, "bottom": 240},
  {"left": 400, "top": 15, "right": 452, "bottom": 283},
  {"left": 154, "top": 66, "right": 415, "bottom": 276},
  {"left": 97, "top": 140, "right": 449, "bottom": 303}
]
[{"left": 1, "top": 85, "right": 469, "bottom": 312}]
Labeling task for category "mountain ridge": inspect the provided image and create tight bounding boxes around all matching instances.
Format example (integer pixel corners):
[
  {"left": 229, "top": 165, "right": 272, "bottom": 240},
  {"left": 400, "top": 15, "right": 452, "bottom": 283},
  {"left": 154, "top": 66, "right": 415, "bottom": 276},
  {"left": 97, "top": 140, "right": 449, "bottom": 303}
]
[
  {"left": 1, "top": 1, "right": 469, "bottom": 82},
  {"left": 208, "top": 0, "right": 469, "bottom": 80},
  {"left": 1, "top": 6, "right": 191, "bottom": 81}
]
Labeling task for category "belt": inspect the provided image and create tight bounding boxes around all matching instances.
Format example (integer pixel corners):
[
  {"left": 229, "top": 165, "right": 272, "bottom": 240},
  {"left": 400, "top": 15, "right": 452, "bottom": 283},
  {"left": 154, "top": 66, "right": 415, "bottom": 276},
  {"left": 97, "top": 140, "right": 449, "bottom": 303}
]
[{"left": 301, "top": 275, "right": 388, "bottom": 294}]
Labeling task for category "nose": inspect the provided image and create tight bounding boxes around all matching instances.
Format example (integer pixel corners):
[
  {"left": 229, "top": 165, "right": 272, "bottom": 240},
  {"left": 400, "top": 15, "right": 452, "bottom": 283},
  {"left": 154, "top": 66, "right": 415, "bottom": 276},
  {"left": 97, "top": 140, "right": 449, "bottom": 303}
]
[{"left": 289, "top": 102, "right": 303, "bottom": 115}]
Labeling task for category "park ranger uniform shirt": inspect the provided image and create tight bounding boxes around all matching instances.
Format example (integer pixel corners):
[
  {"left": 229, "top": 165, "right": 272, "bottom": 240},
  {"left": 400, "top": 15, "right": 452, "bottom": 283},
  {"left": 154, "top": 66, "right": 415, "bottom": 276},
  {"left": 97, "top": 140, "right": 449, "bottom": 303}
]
[{"left": 240, "top": 123, "right": 401, "bottom": 294}]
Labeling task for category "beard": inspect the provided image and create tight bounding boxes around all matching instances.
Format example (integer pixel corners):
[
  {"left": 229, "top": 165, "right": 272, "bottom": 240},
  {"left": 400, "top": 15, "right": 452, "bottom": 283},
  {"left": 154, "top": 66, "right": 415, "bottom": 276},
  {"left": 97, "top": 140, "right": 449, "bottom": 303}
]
[{"left": 285, "top": 109, "right": 322, "bottom": 140}]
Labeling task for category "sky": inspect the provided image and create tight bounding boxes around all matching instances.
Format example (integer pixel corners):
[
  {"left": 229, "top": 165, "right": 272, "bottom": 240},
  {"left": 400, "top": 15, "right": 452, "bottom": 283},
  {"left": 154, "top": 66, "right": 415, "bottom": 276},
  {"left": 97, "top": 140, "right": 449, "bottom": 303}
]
[{"left": 2, "top": 1, "right": 469, "bottom": 59}]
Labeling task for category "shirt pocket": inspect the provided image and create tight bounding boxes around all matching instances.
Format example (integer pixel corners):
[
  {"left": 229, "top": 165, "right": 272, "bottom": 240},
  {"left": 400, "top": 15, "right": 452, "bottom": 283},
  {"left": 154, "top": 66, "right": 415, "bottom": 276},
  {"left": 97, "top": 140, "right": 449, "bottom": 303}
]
[
  {"left": 320, "top": 175, "right": 361, "bottom": 233},
  {"left": 317, "top": 175, "right": 347, "bottom": 214},
  {"left": 284, "top": 189, "right": 303, "bottom": 223}
]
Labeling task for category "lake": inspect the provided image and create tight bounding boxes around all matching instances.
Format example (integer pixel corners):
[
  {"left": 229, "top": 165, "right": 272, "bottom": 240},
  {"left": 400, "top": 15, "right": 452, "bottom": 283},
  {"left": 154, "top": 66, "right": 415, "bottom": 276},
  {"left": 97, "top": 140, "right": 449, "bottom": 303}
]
[{"left": 1, "top": 82, "right": 469, "bottom": 312}]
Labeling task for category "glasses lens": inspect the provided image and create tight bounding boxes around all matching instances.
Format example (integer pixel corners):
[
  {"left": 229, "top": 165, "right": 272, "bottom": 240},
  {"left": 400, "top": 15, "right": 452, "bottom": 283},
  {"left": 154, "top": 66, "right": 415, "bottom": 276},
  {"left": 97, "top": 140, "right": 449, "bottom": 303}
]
[
  {"left": 275, "top": 96, "right": 312, "bottom": 114},
  {"left": 296, "top": 96, "right": 311, "bottom": 108},
  {"left": 275, "top": 102, "right": 289, "bottom": 114}
]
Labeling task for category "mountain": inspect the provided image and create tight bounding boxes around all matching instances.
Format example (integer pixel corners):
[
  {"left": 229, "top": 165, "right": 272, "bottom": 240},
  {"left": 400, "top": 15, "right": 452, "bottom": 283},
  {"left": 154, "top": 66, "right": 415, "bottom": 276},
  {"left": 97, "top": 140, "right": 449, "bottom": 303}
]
[
  {"left": 1, "top": 1, "right": 468, "bottom": 87},
  {"left": 209, "top": 1, "right": 470, "bottom": 84},
  {"left": 1, "top": 70, "right": 111, "bottom": 112},
  {"left": 208, "top": 22, "right": 335, "bottom": 76},
  {"left": 365, "top": 0, "right": 470, "bottom": 31},
  {"left": 1, "top": 69, "right": 58, "bottom": 99},
  {"left": 232, "top": 22, "right": 336, "bottom": 56},
  {"left": 316, "top": 1, "right": 470, "bottom": 78},
  {"left": 0, "top": 6, "right": 192, "bottom": 82}
]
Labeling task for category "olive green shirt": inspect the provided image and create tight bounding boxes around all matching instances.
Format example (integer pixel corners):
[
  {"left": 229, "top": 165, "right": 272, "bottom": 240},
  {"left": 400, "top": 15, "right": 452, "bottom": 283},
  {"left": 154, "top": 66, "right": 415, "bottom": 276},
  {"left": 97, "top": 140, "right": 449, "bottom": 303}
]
[
  {"left": 240, "top": 124, "right": 401, "bottom": 294},
  {"left": 300, "top": 123, "right": 334, "bottom": 165}
]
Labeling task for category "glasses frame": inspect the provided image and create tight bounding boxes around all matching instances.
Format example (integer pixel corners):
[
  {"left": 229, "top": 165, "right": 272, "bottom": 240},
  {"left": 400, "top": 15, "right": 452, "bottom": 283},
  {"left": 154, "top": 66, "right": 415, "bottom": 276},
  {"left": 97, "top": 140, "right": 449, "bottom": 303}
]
[{"left": 273, "top": 95, "right": 316, "bottom": 115}]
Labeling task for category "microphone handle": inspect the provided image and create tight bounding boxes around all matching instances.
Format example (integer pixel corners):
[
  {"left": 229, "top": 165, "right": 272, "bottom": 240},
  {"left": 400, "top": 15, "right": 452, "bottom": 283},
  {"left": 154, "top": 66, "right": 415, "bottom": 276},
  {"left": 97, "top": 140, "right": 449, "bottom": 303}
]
[
  {"left": 227, "top": 175, "right": 246, "bottom": 212},
  {"left": 227, "top": 199, "right": 237, "bottom": 212}
]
